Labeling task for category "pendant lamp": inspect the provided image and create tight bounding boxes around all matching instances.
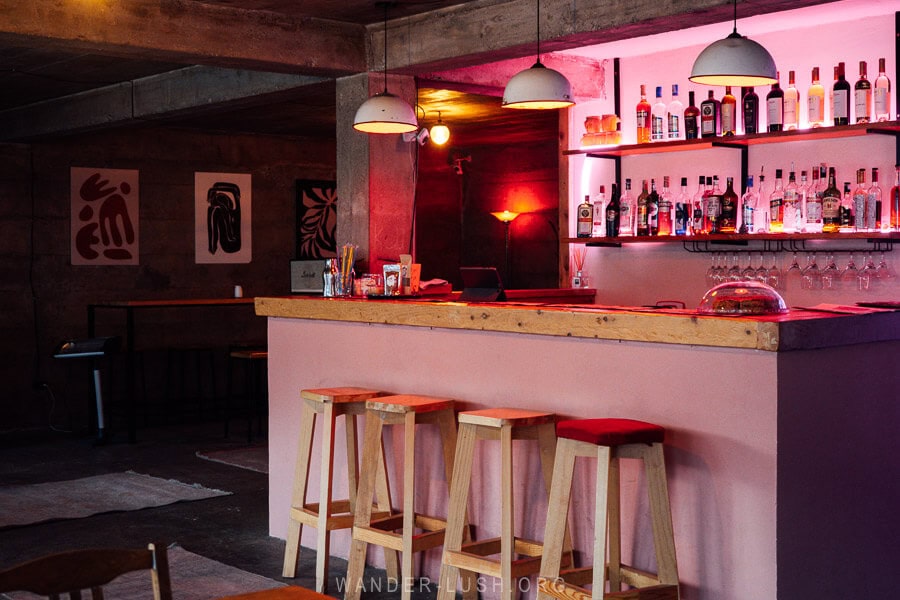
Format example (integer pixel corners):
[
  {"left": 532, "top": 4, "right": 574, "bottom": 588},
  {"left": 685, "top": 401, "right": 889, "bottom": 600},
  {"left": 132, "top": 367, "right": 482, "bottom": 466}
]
[
  {"left": 689, "top": 0, "right": 777, "bottom": 87},
  {"left": 502, "top": 0, "right": 574, "bottom": 109},
  {"left": 353, "top": 3, "right": 418, "bottom": 134},
  {"left": 429, "top": 112, "right": 450, "bottom": 145}
]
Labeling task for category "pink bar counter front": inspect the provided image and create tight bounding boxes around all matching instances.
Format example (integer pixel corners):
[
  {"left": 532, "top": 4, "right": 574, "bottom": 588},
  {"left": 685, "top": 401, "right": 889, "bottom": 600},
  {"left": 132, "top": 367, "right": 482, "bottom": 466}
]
[{"left": 256, "top": 297, "right": 900, "bottom": 600}]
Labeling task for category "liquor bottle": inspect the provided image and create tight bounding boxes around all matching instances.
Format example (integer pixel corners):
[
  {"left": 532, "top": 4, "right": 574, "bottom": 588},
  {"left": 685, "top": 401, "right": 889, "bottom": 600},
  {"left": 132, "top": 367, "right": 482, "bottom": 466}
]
[
  {"left": 852, "top": 169, "right": 867, "bottom": 231},
  {"left": 805, "top": 165, "right": 824, "bottom": 233},
  {"left": 691, "top": 175, "right": 706, "bottom": 234},
  {"left": 700, "top": 90, "right": 721, "bottom": 138},
  {"left": 874, "top": 58, "right": 892, "bottom": 122},
  {"left": 868, "top": 167, "right": 881, "bottom": 231},
  {"left": 647, "top": 179, "right": 660, "bottom": 235},
  {"left": 768, "top": 169, "right": 785, "bottom": 232},
  {"left": 757, "top": 167, "right": 768, "bottom": 232},
  {"left": 636, "top": 180, "right": 650, "bottom": 236},
  {"left": 741, "top": 87, "right": 759, "bottom": 134},
  {"left": 651, "top": 86, "right": 667, "bottom": 141},
  {"left": 684, "top": 91, "right": 700, "bottom": 140},
  {"left": 854, "top": 61, "right": 872, "bottom": 123},
  {"left": 636, "top": 85, "right": 651, "bottom": 144},
  {"left": 783, "top": 70, "right": 799, "bottom": 130},
  {"left": 808, "top": 67, "right": 826, "bottom": 128},
  {"left": 658, "top": 176, "right": 673, "bottom": 235},
  {"left": 704, "top": 176, "right": 722, "bottom": 233},
  {"left": 592, "top": 185, "right": 606, "bottom": 237},
  {"left": 766, "top": 72, "right": 784, "bottom": 132},
  {"left": 782, "top": 166, "right": 799, "bottom": 233},
  {"left": 605, "top": 183, "right": 620, "bottom": 238},
  {"left": 577, "top": 194, "right": 593, "bottom": 237},
  {"left": 718, "top": 176, "right": 738, "bottom": 233},
  {"left": 798, "top": 170, "right": 809, "bottom": 232},
  {"left": 739, "top": 176, "right": 754, "bottom": 233},
  {"left": 822, "top": 167, "right": 841, "bottom": 232},
  {"left": 890, "top": 165, "right": 900, "bottom": 231},
  {"left": 840, "top": 181, "right": 854, "bottom": 231},
  {"left": 721, "top": 87, "right": 737, "bottom": 136},
  {"left": 675, "top": 177, "right": 690, "bottom": 235},
  {"left": 619, "top": 178, "right": 635, "bottom": 236},
  {"left": 667, "top": 84, "right": 683, "bottom": 140},
  {"left": 833, "top": 62, "right": 851, "bottom": 125}
]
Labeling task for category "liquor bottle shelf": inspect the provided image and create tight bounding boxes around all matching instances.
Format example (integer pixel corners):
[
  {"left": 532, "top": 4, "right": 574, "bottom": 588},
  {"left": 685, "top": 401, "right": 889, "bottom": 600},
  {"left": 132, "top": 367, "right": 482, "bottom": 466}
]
[
  {"left": 563, "top": 120, "right": 900, "bottom": 158},
  {"left": 562, "top": 231, "right": 899, "bottom": 252}
]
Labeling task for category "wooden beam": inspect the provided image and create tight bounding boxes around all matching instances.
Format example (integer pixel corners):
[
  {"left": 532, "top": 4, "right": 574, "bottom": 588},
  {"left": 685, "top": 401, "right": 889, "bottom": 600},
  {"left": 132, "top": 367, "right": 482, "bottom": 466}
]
[{"left": 0, "top": 0, "right": 365, "bottom": 75}]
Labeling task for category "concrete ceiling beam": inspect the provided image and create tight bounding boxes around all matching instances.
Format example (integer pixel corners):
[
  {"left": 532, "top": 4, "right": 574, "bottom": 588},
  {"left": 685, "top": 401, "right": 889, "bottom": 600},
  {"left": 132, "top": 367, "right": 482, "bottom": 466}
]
[{"left": 0, "top": 66, "right": 328, "bottom": 141}]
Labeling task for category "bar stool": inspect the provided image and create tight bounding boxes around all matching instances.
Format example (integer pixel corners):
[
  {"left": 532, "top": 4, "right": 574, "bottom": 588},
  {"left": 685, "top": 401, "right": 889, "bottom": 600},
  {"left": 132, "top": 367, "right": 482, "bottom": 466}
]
[
  {"left": 282, "top": 387, "right": 398, "bottom": 593},
  {"left": 225, "top": 348, "right": 268, "bottom": 443},
  {"left": 436, "top": 408, "right": 567, "bottom": 600},
  {"left": 537, "top": 418, "right": 679, "bottom": 600},
  {"left": 344, "top": 394, "right": 465, "bottom": 600}
]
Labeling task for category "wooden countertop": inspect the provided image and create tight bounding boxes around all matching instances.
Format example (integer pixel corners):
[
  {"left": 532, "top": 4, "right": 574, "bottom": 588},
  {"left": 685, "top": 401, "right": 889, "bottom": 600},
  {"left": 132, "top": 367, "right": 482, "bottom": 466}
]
[{"left": 254, "top": 296, "right": 900, "bottom": 352}]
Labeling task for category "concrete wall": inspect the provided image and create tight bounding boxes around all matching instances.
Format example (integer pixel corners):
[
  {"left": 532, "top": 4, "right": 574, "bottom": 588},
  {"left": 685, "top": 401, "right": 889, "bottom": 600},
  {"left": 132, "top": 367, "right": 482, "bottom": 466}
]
[{"left": 0, "top": 127, "right": 335, "bottom": 434}]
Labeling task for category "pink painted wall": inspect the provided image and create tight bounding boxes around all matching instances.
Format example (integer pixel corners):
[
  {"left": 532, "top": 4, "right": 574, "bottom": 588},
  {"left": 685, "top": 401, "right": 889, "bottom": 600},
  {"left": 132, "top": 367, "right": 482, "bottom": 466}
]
[{"left": 266, "top": 316, "right": 779, "bottom": 600}]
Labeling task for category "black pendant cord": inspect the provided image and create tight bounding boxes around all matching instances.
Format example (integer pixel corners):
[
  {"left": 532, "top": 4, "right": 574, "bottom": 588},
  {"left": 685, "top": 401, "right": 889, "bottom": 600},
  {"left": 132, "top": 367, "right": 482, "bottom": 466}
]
[
  {"left": 536, "top": 0, "right": 542, "bottom": 63},
  {"left": 382, "top": 2, "right": 389, "bottom": 93},
  {"left": 732, "top": 0, "right": 738, "bottom": 35}
]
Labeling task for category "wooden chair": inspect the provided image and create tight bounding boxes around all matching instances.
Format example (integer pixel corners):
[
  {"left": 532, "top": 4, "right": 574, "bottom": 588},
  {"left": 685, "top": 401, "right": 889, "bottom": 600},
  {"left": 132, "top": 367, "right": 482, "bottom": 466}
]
[{"left": 0, "top": 542, "right": 173, "bottom": 600}]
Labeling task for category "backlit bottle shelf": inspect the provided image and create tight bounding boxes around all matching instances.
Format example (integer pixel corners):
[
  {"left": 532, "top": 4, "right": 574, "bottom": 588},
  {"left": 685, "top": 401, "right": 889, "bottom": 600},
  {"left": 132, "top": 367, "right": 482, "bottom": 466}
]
[
  {"left": 562, "top": 231, "right": 899, "bottom": 251},
  {"left": 563, "top": 120, "right": 900, "bottom": 158}
]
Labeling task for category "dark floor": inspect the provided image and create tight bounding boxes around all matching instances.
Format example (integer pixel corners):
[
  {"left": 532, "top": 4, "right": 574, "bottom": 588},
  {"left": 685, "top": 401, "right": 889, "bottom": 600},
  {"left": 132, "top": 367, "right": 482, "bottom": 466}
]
[{"left": 0, "top": 413, "right": 424, "bottom": 599}]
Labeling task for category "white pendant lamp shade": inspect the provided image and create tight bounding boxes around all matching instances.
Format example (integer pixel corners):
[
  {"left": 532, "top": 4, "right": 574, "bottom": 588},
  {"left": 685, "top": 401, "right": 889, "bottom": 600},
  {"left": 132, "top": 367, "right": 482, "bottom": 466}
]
[
  {"left": 430, "top": 113, "right": 450, "bottom": 145},
  {"left": 353, "top": 91, "right": 418, "bottom": 134},
  {"left": 690, "top": 32, "right": 778, "bottom": 87},
  {"left": 503, "top": 62, "right": 574, "bottom": 109}
]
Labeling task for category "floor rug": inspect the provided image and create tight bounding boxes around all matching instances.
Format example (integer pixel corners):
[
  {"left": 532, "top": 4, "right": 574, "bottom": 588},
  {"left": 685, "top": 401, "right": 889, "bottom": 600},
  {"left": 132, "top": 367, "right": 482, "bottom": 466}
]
[
  {"left": 0, "top": 471, "right": 231, "bottom": 529},
  {"left": 196, "top": 445, "right": 268, "bottom": 474},
  {"left": 2, "top": 545, "right": 286, "bottom": 600}
]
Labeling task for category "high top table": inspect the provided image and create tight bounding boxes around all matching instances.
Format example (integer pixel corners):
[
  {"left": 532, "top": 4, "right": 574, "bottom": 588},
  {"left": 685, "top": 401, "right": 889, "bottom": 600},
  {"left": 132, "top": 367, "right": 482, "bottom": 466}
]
[{"left": 88, "top": 298, "right": 257, "bottom": 442}]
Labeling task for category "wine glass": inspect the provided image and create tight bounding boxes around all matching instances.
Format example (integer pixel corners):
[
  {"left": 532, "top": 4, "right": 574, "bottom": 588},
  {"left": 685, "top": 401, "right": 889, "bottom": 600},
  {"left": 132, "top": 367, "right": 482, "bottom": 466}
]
[
  {"left": 875, "top": 252, "right": 895, "bottom": 282},
  {"left": 727, "top": 252, "right": 742, "bottom": 281},
  {"left": 859, "top": 253, "right": 879, "bottom": 291},
  {"left": 705, "top": 253, "right": 718, "bottom": 287},
  {"left": 741, "top": 253, "right": 756, "bottom": 280},
  {"left": 754, "top": 252, "right": 768, "bottom": 283},
  {"left": 820, "top": 253, "right": 839, "bottom": 291},
  {"left": 765, "top": 253, "right": 782, "bottom": 290},
  {"left": 800, "top": 252, "right": 822, "bottom": 290},
  {"left": 840, "top": 252, "right": 861, "bottom": 290},
  {"left": 784, "top": 252, "right": 802, "bottom": 291}
]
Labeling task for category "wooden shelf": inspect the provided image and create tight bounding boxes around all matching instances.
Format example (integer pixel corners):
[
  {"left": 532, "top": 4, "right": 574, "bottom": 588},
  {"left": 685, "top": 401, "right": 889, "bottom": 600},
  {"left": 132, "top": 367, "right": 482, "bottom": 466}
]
[{"left": 564, "top": 120, "right": 900, "bottom": 158}]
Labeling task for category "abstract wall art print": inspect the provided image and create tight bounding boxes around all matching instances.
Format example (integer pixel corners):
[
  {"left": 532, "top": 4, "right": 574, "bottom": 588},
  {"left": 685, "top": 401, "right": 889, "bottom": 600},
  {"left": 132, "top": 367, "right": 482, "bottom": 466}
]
[
  {"left": 71, "top": 167, "right": 140, "bottom": 265},
  {"left": 195, "top": 172, "right": 252, "bottom": 264},
  {"left": 295, "top": 179, "right": 337, "bottom": 260}
]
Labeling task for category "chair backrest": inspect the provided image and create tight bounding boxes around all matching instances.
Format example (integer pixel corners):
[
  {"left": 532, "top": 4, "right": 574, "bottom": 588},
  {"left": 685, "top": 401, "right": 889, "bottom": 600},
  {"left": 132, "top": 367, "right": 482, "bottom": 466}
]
[{"left": 0, "top": 543, "right": 172, "bottom": 600}]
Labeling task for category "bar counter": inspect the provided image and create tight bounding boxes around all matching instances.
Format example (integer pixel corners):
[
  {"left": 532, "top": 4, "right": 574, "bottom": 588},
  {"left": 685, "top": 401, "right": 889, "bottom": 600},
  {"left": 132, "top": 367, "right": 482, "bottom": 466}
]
[{"left": 257, "top": 295, "right": 899, "bottom": 600}]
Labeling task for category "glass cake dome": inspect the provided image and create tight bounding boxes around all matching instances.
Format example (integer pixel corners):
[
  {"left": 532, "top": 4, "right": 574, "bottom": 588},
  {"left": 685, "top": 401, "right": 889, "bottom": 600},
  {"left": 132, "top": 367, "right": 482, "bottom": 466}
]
[{"left": 698, "top": 281, "right": 789, "bottom": 315}]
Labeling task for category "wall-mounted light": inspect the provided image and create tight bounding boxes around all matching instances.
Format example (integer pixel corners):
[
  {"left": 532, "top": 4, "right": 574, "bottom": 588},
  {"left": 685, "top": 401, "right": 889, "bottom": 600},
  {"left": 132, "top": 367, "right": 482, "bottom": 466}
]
[
  {"left": 689, "top": 0, "right": 777, "bottom": 87},
  {"left": 502, "top": 0, "right": 574, "bottom": 110},
  {"left": 430, "top": 112, "right": 450, "bottom": 145},
  {"left": 353, "top": 3, "right": 418, "bottom": 134}
]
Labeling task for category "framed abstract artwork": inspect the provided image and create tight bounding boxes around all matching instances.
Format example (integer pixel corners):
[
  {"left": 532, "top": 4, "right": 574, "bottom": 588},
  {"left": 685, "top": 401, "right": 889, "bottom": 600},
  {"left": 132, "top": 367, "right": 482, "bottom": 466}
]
[
  {"left": 70, "top": 167, "right": 140, "bottom": 266},
  {"left": 295, "top": 179, "right": 337, "bottom": 260},
  {"left": 195, "top": 172, "right": 252, "bottom": 264}
]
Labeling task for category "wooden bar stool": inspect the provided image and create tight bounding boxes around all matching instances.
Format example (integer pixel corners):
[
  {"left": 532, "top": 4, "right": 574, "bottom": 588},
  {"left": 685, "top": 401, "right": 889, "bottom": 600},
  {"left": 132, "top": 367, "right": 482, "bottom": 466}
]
[
  {"left": 537, "top": 418, "right": 679, "bottom": 600},
  {"left": 344, "top": 394, "right": 464, "bottom": 600},
  {"left": 436, "top": 408, "right": 567, "bottom": 600},
  {"left": 282, "top": 387, "right": 398, "bottom": 593}
]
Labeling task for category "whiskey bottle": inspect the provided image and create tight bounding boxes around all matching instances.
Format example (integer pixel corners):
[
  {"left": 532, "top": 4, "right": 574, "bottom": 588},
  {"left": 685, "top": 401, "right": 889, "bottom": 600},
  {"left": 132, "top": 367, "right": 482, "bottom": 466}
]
[
  {"left": 719, "top": 176, "right": 738, "bottom": 233},
  {"left": 651, "top": 86, "right": 667, "bottom": 141},
  {"left": 700, "top": 90, "right": 721, "bottom": 138},
  {"left": 766, "top": 72, "right": 784, "bottom": 132},
  {"left": 684, "top": 91, "right": 700, "bottom": 140},
  {"left": 822, "top": 167, "right": 841, "bottom": 233},
  {"left": 636, "top": 180, "right": 650, "bottom": 236},
  {"left": 721, "top": 87, "right": 737, "bottom": 136},
  {"left": 667, "top": 84, "right": 683, "bottom": 140},
  {"left": 840, "top": 181, "right": 854, "bottom": 231},
  {"left": 704, "top": 176, "right": 722, "bottom": 233},
  {"left": 874, "top": 58, "right": 892, "bottom": 122},
  {"left": 768, "top": 169, "right": 785, "bottom": 232},
  {"left": 577, "top": 194, "right": 593, "bottom": 237},
  {"left": 592, "top": 185, "right": 606, "bottom": 237},
  {"left": 619, "top": 178, "right": 635, "bottom": 236},
  {"left": 636, "top": 85, "right": 651, "bottom": 144},
  {"left": 867, "top": 168, "right": 882, "bottom": 231},
  {"left": 833, "top": 62, "right": 851, "bottom": 125},
  {"left": 854, "top": 61, "right": 872, "bottom": 123},
  {"left": 784, "top": 70, "right": 799, "bottom": 130},
  {"left": 808, "top": 67, "right": 826, "bottom": 127},
  {"left": 741, "top": 87, "right": 759, "bottom": 134},
  {"left": 605, "top": 183, "right": 620, "bottom": 238}
]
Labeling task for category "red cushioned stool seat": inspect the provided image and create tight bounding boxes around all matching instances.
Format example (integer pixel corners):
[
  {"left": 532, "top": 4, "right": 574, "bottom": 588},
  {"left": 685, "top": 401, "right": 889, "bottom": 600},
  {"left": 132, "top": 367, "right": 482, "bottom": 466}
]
[{"left": 556, "top": 418, "right": 665, "bottom": 447}]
